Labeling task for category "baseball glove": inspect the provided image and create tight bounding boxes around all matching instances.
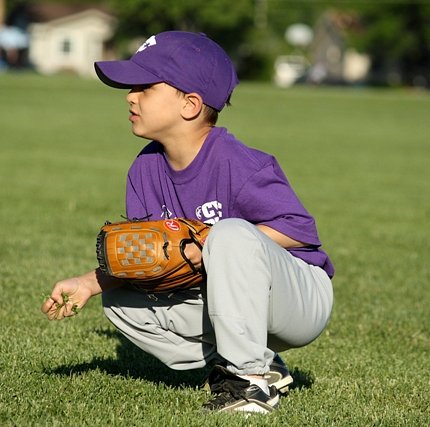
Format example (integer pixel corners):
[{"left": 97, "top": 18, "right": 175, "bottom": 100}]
[{"left": 96, "top": 218, "right": 210, "bottom": 292}]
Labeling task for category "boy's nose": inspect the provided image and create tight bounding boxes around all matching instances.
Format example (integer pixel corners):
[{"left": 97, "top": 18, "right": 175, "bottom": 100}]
[
  {"left": 126, "top": 90, "right": 137, "bottom": 104},
  {"left": 126, "top": 91, "right": 134, "bottom": 105}
]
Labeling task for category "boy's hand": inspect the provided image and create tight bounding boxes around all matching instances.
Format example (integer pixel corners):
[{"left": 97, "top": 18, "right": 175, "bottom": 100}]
[
  {"left": 184, "top": 242, "right": 203, "bottom": 272},
  {"left": 41, "top": 277, "right": 92, "bottom": 320}
]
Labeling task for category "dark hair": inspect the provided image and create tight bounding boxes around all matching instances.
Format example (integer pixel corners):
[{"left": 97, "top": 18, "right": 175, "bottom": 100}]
[{"left": 202, "top": 104, "right": 219, "bottom": 125}]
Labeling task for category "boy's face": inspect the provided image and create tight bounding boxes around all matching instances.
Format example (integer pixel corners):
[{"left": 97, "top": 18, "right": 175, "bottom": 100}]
[{"left": 126, "top": 83, "right": 184, "bottom": 141}]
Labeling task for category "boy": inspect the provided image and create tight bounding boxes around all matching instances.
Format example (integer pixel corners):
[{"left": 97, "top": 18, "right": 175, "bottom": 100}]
[{"left": 42, "top": 31, "right": 334, "bottom": 414}]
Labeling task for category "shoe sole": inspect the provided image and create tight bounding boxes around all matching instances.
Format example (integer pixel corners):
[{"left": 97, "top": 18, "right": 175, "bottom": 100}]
[
  {"left": 232, "top": 394, "right": 279, "bottom": 414},
  {"left": 265, "top": 372, "right": 294, "bottom": 394},
  {"left": 220, "top": 390, "right": 280, "bottom": 414}
]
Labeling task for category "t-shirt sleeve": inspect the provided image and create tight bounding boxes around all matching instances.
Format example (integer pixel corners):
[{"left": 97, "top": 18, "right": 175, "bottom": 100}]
[{"left": 233, "top": 160, "right": 321, "bottom": 246}]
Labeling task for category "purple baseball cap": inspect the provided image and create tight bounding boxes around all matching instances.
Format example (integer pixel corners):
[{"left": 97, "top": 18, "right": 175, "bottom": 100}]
[{"left": 94, "top": 31, "right": 239, "bottom": 111}]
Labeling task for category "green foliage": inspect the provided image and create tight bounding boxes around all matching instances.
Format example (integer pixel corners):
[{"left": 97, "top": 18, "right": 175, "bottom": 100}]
[
  {"left": 340, "top": 2, "right": 430, "bottom": 86},
  {"left": 106, "top": 0, "right": 279, "bottom": 79},
  {"left": 6, "top": 0, "right": 430, "bottom": 86},
  {"left": 6, "top": 0, "right": 430, "bottom": 84},
  {"left": 0, "top": 74, "right": 429, "bottom": 425},
  {"left": 108, "top": 0, "right": 252, "bottom": 49}
]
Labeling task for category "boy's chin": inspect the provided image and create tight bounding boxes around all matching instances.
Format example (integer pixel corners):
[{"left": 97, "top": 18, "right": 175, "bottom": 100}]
[{"left": 131, "top": 128, "right": 148, "bottom": 139}]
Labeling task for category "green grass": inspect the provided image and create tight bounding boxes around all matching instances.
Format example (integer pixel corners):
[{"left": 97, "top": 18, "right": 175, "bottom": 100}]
[{"left": 0, "top": 73, "right": 429, "bottom": 426}]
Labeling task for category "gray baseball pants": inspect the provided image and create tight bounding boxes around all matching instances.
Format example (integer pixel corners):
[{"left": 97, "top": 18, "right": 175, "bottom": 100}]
[{"left": 102, "top": 218, "right": 333, "bottom": 376}]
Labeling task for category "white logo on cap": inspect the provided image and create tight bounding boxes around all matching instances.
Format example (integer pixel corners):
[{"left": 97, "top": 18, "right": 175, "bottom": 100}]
[{"left": 136, "top": 35, "right": 157, "bottom": 53}]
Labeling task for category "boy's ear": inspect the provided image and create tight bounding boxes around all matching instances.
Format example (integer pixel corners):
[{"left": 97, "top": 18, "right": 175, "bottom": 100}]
[{"left": 181, "top": 92, "right": 204, "bottom": 120}]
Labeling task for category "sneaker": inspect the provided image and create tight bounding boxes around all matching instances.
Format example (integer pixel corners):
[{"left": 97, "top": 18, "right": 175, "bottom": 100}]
[
  {"left": 265, "top": 353, "right": 294, "bottom": 394},
  {"left": 203, "top": 365, "right": 279, "bottom": 414},
  {"left": 201, "top": 353, "right": 294, "bottom": 395}
]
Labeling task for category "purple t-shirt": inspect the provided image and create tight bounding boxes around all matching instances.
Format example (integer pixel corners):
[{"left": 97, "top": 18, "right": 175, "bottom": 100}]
[{"left": 126, "top": 127, "right": 334, "bottom": 277}]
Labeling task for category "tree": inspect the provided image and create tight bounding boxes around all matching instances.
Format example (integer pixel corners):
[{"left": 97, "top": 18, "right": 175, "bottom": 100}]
[
  {"left": 108, "top": 0, "right": 260, "bottom": 77},
  {"left": 7, "top": 0, "right": 429, "bottom": 85},
  {"left": 341, "top": 1, "right": 430, "bottom": 87}
]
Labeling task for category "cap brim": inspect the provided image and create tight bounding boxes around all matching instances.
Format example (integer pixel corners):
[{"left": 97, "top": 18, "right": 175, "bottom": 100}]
[{"left": 94, "top": 60, "right": 162, "bottom": 89}]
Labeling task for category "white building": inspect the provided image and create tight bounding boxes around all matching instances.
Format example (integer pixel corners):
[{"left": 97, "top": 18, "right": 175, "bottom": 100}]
[{"left": 28, "top": 7, "right": 116, "bottom": 77}]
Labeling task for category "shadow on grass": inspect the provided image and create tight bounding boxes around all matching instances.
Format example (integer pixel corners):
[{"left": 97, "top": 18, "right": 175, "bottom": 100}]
[
  {"left": 43, "top": 328, "right": 315, "bottom": 391},
  {"left": 289, "top": 368, "right": 315, "bottom": 390},
  {"left": 43, "top": 328, "right": 207, "bottom": 389}
]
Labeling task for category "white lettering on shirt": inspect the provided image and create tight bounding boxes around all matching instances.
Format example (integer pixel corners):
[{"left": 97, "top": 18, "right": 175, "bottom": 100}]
[{"left": 196, "top": 201, "right": 223, "bottom": 225}]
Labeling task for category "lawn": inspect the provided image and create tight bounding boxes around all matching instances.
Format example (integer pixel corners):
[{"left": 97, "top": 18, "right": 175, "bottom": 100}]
[{"left": 0, "top": 73, "right": 429, "bottom": 426}]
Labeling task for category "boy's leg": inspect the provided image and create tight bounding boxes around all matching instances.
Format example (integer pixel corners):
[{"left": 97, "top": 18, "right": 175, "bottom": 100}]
[
  {"left": 202, "top": 218, "right": 333, "bottom": 376},
  {"left": 102, "top": 286, "right": 218, "bottom": 370},
  {"left": 102, "top": 218, "right": 333, "bottom": 375}
]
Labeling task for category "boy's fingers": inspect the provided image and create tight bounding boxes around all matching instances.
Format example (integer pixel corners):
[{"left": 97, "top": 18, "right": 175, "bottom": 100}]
[
  {"left": 49, "top": 305, "right": 65, "bottom": 321},
  {"left": 50, "top": 289, "right": 65, "bottom": 305},
  {"left": 46, "top": 306, "right": 58, "bottom": 320},
  {"left": 63, "top": 302, "right": 77, "bottom": 317},
  {"left": 46, "top": 302, "right": 79, "bottom": 320},
  {"left": 41, "top": 297, "right": 55, "bottom": 314},
  {"left": 42, "top": 290, "right": 81, "bottom": 320}
]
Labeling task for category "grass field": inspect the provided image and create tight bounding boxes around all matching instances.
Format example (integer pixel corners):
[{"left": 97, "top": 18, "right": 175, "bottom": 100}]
[{"left": 0, "top": 73, "right": 429, "bottom": 426}]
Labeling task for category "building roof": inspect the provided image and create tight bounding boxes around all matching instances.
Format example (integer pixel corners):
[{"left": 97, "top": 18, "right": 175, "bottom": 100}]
[{"left": 30, "top": 3, "right": 112, "bottom": 22}]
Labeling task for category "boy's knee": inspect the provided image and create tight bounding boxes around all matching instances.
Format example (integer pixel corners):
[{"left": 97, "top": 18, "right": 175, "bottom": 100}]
[
  {"left": 204, "top": 219, "right": 261, "bottom": 260},
  {"left": 208, "top": 218, "right": 254, "bottom": 242}
]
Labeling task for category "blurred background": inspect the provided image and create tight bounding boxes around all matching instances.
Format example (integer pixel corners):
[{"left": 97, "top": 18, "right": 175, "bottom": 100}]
[{"left": 1, "top": 0, "right": 429, "bottom": 89}]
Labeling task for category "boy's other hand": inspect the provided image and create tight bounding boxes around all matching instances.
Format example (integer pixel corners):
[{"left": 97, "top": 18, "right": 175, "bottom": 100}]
[{"left": 41, "top": 277, "right": 92, "bottom": 320}]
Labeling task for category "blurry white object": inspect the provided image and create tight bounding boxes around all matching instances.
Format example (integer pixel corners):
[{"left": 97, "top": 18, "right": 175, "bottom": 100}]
[
  {"left": 274, "top": 55, "right": 309, "bottom": 88},
  {"left": 343, "top": 49, "right": 370, "bottom": 82},
  {"left": 285, "top": 24, "right": 313, "bottom": 47},
  {"left": 0, "top": 26, "right": 29, "bottom": 49}
]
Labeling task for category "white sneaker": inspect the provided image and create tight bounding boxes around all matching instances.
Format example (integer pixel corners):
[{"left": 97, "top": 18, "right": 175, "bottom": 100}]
[{"left": 203, "top": 365, "right": 279, "bottom": 414}]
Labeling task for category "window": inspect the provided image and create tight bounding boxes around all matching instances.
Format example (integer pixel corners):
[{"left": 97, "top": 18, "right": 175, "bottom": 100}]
[{"left": 61, "top": 38, "right": 72, "bottom": 54}]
